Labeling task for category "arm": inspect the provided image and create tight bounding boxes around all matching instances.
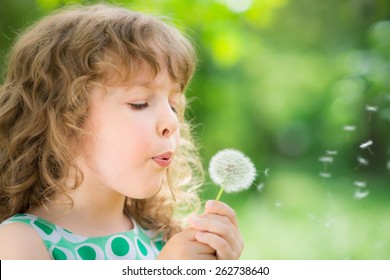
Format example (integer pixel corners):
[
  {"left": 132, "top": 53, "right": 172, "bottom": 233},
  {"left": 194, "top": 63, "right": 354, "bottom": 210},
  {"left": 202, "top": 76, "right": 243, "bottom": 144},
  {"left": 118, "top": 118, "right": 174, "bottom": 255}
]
[
  {"left": 188, "top": 200, "right": 244, "bottom": 260},
  {"left": 0, "top": 223, "right": 51, "bottom": 260}
]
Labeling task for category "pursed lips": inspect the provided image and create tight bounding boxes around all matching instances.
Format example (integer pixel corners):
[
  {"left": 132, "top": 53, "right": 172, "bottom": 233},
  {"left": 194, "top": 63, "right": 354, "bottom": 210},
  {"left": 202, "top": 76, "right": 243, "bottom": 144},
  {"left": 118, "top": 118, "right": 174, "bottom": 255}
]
[{"left": 152, "top": 151, "right": 173, "bottom": 168}]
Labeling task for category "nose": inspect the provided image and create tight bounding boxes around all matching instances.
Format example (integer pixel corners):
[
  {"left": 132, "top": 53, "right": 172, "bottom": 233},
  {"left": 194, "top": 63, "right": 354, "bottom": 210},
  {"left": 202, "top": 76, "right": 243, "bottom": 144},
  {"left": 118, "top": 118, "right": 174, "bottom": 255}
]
[{"left": 157, "top": 104, "right": 179, "bottom": 137}]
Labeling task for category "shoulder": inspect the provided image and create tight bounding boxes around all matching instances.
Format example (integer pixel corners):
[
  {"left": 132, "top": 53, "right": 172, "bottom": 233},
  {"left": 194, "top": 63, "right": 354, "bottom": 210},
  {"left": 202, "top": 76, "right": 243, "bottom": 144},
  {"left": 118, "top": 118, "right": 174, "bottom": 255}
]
[{"left": 0, "top": 222, "right": 51, "bottom": 260}]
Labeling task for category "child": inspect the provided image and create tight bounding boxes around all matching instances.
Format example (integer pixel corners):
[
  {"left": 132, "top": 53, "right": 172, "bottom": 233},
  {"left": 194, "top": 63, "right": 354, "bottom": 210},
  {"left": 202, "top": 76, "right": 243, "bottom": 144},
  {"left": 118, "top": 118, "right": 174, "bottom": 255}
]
[{"left": 0, "top": 4, "right": 243, "bottom": 260}]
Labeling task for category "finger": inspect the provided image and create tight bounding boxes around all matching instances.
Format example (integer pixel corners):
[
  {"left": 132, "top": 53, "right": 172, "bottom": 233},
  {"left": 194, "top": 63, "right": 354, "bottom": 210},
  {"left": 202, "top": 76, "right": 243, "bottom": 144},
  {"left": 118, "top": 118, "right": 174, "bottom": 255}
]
[
  {"left": 205, "top": 200, "right": 239, "bottom": 228},
  {"left": 181, "top": 228, "right": 217, "bottom": 255},
  {"left": 195, "top": 213, "right": 232, "bottom": 226},
  {"left": 192, "top": 241, "right": 216, "bottom": 255},
  {"left": 181, "top": 228, "right": 197, "bottom": 241},
  {"left": 195, "top": 231, "right": 241, "bottom": 260},
  {"left": 189, "top": 216, "right": 242, "bottom": 256}
]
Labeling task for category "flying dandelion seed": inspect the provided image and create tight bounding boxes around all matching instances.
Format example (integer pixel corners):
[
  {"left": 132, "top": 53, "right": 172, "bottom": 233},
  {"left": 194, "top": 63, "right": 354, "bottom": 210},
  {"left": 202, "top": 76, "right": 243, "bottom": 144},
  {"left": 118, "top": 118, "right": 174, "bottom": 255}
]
[
  {"left": 319, "top": 156, "right": 333, "bottom": 172},
  {"left": 366, "top": 105, "right": 378, "bottom": 121},
  {"left": 360, "top": 140, "right": 373, "bottom": 149},
  {"left": 343, "top": 125, "right": 356, "bottom": 132},
  {"left": 208, "top": 149, "right": 256, "bottom": 201},
  {"left": 387, "top": 160, "right": 390, "bottom": 170},
  {"left": 343, "top": 125, "right": 356, "bottom": 139},
  {"left": 257, "top": 183, "right": 265, "bottom": 192},
  {"left": 357, "top": 156, "right": 369, "bottom": 166},
  {"left": 319, "top": 156, "right": 334, "bottom": 164},
  {"left": 354, "top": 181, "right": 367, "bottom": 188},
  {"left": 307, "top": 213, "right": 317, "bottom": 222},
  {"left": 324, "top": 220, "right": 332, "bottom": 228},
  {"left": 354, "top": 189, "right": 370, "bottom": 199},
  {"left": 326, "top": 150, "right": 338, "bottom": 156},
  {"left": 356, "top": 156, "right": 369, "bottom": 170},
  {"left": 366, "top": 105, "right": 378, "bottom": 112},
  {"left": 263, "top": 168, "right": 270, "bottom": 177},
  {"left": 274, "top": 201, "right": 283, "bottom": 208},
  {"left": 360, "top": 140, "right": 374, "bottom": 155},
  {"left": 319, "top": 172, "right": 332, "bottom": 178}
]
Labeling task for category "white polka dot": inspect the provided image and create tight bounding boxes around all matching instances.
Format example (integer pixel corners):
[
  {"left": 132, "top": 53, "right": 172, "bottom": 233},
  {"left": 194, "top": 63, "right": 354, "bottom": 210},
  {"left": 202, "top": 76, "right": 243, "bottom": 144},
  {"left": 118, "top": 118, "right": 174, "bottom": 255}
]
[
  {"left": 56, "top": 226, "right": 88, "bottom": 243},
  {"left": 31, "top": 220, "right": 61, "bottom": 244},
  {"left": 151, "top": 237, "right": 164, "bottom": 255}
]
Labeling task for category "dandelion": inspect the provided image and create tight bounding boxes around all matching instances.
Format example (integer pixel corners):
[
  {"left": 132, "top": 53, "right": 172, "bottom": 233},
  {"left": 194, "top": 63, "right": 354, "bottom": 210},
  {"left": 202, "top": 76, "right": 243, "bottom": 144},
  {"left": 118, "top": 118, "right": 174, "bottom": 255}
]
[
  {"left": 360, "top": 140, "right": 374, "bottom": 155},
  {"left": 208, "top": 149, "right": 256, "bottom": 201},
  {"left": 353, "top": 181, "right": 367, "bottom": 188}
]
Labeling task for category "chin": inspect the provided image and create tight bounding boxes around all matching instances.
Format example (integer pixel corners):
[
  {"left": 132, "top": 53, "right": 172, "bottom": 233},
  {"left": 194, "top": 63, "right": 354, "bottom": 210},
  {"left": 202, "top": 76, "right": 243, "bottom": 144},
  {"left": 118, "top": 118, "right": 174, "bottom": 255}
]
[{"left": 133, "top": 181, "right": 163, "bottom": 199}]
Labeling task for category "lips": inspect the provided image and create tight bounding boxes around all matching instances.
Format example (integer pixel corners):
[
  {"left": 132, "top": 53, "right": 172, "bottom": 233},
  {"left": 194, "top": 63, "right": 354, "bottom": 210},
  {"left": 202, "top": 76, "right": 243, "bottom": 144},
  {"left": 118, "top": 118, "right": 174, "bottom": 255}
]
[{"left": 152, "top": 152, "right": 173, "bottom": 168}]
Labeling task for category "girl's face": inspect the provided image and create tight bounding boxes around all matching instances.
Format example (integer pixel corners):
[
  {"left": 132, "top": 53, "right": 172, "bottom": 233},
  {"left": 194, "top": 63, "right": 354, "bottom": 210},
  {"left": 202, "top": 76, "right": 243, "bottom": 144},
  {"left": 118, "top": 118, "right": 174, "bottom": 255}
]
[{"left": 77, "top": 65, "right": 181, "bottom": 199}]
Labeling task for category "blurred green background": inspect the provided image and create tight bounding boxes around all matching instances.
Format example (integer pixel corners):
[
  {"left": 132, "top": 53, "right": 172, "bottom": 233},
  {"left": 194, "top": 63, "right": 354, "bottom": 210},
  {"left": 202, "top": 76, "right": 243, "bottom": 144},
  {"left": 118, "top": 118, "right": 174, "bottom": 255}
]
[{"left": 1, "top": 0, "right": 389, "bottom": 259}]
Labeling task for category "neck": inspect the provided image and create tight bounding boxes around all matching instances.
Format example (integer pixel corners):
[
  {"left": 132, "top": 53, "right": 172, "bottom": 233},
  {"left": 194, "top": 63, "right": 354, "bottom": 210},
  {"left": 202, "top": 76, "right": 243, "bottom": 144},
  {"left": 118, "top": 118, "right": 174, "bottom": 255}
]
[{"left": 31, "top": 177, "right": 133, "bottom": 237}]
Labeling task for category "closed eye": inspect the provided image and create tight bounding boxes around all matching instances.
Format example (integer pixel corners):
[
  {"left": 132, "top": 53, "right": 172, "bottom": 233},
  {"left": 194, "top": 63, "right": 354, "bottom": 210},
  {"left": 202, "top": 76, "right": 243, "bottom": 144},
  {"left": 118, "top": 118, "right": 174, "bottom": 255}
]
[{"left": 128, "top": 103, "right": 148, "bottom": 110}]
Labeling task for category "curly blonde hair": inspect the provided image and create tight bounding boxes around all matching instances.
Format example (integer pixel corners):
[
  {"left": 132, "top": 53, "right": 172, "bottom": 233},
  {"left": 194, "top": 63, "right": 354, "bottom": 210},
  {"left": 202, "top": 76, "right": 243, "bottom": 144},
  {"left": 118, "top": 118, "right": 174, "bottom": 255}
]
[{"left": 0, "top": 4, "right": 203, "bottom": 240}]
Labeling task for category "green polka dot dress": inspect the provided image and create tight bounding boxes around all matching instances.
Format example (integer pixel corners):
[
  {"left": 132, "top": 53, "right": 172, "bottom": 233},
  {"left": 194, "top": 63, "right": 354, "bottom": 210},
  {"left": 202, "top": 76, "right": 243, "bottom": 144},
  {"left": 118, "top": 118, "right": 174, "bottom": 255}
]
[{"left": 1, "top": 214, "right": 165, "bottom": 260}]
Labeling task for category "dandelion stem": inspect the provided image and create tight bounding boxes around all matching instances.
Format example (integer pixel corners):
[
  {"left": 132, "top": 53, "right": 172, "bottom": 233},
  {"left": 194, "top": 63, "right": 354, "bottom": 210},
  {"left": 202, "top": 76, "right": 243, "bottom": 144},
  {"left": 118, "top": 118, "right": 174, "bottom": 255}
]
[{"left": 215, "top": 187, "right": 224, "bottom": 201}]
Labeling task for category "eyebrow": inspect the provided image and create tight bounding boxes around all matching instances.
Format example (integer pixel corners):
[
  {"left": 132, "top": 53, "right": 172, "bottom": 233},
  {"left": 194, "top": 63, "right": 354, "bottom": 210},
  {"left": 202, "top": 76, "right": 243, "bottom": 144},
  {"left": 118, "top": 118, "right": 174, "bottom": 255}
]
[{"left": 131, "top": 80, "right": 182, "bottom": 94}]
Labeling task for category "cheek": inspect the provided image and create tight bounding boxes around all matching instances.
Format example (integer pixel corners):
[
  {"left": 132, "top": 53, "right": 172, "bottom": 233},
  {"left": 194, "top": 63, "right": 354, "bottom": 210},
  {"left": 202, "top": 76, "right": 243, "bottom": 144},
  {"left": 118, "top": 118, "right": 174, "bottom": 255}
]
[{"left": 97, "top": 121, "right": 152, "bottom": 161}]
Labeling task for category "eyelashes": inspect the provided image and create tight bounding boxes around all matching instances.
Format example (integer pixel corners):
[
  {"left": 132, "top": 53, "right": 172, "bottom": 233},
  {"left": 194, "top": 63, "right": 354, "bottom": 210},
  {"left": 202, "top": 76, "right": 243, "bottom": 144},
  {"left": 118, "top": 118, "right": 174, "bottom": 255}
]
[
  {"left": 128, "top": 103, "right": 149, "bottom": 110},
  {"left": 128, "top": 102, "right": 178, "bottom": 113}
]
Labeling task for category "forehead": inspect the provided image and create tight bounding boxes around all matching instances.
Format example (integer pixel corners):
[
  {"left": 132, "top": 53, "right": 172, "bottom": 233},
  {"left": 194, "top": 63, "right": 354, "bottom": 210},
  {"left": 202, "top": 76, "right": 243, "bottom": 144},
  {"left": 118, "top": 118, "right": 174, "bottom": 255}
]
[
  {"left": 132, "top": 64, "right": 181, "bottom": 92},
  {"left": 102, "top": 57, "right": 182, "bottom": 93}
]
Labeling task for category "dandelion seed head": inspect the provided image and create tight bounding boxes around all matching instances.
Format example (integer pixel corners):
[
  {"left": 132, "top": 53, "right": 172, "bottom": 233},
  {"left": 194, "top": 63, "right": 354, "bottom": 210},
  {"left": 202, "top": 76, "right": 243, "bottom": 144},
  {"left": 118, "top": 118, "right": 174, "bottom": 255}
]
[{"left": 208, "top": 149, "right": 256, "bottom": 193}]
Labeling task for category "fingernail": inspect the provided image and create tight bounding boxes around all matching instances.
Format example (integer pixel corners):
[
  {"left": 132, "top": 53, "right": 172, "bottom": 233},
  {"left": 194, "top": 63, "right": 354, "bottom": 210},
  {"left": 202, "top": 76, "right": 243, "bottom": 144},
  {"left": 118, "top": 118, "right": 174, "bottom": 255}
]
[{"left": 206, "top": 200, "right": 215, "bottom": 208}]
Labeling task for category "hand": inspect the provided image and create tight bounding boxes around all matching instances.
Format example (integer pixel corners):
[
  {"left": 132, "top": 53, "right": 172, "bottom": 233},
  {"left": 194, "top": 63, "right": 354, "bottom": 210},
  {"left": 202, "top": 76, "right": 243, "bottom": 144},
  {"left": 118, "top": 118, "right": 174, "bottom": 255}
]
[
  {"left": 157, "top": 228, "right": 217, "bottom": 260},
  {"left": 189, "top": 200, "right": 244, "bottom": 260}
]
